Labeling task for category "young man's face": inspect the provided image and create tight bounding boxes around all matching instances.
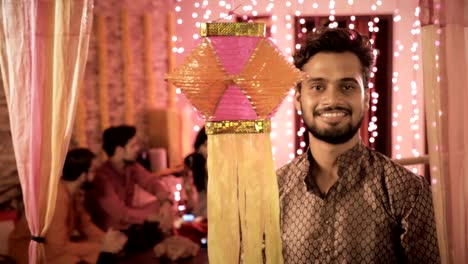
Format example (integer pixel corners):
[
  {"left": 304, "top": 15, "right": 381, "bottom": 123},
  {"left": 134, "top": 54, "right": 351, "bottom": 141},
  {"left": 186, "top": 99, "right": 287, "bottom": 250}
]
[
  {"left": 295, "top": 51, "right": 369, "bottom": 145},
  {"left": 86, "top": 158, "right": 99, "bottom": 182},
  {"left": 122, "top": 136, "right": 140, "bottom": 163}
]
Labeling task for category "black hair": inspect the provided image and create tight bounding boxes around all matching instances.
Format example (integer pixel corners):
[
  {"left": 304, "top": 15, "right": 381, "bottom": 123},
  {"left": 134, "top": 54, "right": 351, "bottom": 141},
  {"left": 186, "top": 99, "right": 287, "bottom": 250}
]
[
  {"left": 193, "top": 126, "right": 207, "bottom": 151},
  {"left": 184, "top": 152, "right": 207, "bottom": 192},
  {"left": 102, "top": 125, "right": 136, "bottom": 157},
  {"left": 62, "top": 148, "right": 95, "bottom": 181},
  {"left": 294, "top": 27, "right": 375, "bottom": 89}
]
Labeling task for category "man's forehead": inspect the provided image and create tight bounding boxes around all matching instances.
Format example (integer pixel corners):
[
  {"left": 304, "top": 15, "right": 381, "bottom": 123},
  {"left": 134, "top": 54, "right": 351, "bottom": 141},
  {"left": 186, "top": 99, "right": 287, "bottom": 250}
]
[
  {"left": 303, "top": 52, "right": 362, "bottom": 70},
  {"left": 303, "top": 76, "right": 360, "bottom": 83}
]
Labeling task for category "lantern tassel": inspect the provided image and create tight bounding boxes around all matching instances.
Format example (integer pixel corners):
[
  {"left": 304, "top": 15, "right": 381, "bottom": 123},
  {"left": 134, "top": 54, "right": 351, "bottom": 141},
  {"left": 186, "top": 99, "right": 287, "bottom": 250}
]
[{"left": 207, "top": 132, "right": 283, "bottom": 264}]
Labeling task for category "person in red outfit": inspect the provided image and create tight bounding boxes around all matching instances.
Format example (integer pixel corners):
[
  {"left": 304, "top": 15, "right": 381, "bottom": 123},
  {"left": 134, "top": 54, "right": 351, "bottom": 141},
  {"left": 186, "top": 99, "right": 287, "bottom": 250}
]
[
  {"left": 9, "top": 148, "right": 127, "bottom": 264},
  {"left": 85, "top": 125, "right": 180, "bottom": 254}
]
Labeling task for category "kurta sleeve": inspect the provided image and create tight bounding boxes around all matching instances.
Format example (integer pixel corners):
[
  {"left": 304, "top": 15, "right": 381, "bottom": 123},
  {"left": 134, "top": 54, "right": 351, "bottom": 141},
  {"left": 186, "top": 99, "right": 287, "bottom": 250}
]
[
  {"left": 399, "top": 178, "right": 440, "bottom": 264},
  {"left": 75, "top": 192, "right": 105, "bottom": 241},
  {"left": 92, "top": 173, "right": 153, "bottom": 227},
  {"left": 46, "top": 184, "right": 102, "bottom": 263},
  {"left": 132, "top": 163, "right": 171, "bottom": 202}
]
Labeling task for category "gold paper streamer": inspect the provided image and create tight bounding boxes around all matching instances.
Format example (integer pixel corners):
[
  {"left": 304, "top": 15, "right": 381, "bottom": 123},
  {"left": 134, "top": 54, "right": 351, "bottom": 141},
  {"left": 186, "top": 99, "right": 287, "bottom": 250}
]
[
  {"left": 96, "top": 14, "right": 110, "bottom": 132},
  {"left": 201, "top": 22, "right": 265, "bottom": 37},
  {"left": 262, "top": 135, "right": 284, "bottom": 264},
  {"left": 121, "top": 8, "right": 135, "bottom": 125},
  {"left": 206, "top": 119, "right": 271, "bottom": 135},
  {"left": 208, "top": 132, "right": 284, "bottom": 264},
  {"left": 167, "top": 11, "right": 176, "bottom": 109},
  {"left": 207, "top": 133, "right": 240, "bottom": 264},
  {"left": 143, "top": 13, "right": 156, "bottom": 109}
]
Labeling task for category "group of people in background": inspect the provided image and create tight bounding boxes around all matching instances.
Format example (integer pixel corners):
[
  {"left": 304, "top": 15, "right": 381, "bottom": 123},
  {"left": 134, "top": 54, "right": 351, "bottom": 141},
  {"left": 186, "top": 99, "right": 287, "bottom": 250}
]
[{"left": 8, "top": 125, "right": 208, "bottom": 263}]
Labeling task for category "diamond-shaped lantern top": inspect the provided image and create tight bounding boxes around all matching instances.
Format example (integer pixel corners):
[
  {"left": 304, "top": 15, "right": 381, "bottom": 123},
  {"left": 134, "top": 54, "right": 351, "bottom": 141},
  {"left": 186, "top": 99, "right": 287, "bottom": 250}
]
[{"left": 167, "top": 22, "right": 305, "bottom": 121}]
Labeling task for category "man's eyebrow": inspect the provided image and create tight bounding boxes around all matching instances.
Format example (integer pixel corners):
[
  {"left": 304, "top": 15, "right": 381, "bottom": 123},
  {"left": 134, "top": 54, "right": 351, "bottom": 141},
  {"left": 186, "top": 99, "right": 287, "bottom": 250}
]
[
  {"left": 339, "top": 78, "right": 360, "bottom": 84},
  {"left": 305, "top": 77, "right": 327, "bottom": 83}
]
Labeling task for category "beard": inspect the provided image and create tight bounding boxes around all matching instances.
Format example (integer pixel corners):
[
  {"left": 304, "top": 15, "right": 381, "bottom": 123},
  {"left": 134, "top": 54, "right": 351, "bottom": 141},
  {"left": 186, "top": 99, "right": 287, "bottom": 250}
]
[{"left": 304, "top": 106, "right": 364, "bottom": 145}]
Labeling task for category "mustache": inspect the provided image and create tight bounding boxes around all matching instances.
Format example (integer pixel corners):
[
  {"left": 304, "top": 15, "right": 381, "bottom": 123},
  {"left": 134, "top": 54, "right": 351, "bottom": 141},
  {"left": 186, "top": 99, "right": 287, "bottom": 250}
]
[{"left": 314, "top": 106, "right": 351, "bottom": 116}]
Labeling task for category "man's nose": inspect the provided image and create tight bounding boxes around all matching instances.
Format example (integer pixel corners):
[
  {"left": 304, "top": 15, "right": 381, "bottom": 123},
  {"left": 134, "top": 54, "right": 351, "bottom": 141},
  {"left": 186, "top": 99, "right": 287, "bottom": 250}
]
[{"left": 321, "top": 86, "right": 341, "bottom": 105}]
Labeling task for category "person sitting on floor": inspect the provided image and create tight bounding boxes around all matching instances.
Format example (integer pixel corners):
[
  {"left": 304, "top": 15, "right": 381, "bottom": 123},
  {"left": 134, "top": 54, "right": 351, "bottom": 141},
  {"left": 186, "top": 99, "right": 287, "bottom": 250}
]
[
  {"left": 85, "top": 125, "right": 182, "bottom": 254},
  {"left": 8, "top": 148, "right": 127, "bottom": 264}
]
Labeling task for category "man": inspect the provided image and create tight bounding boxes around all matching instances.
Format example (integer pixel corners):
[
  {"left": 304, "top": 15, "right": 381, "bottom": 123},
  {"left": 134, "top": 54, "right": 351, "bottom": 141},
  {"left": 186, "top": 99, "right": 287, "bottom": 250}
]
[
  {"left": 277, "top": 28, "right": 440, "bottom": 263},
  {"left": 9, "top": 148, "right": 127, "bottom": 264},
  {"left": 85, "top": 125, "right": 179, "bottom": 253}
]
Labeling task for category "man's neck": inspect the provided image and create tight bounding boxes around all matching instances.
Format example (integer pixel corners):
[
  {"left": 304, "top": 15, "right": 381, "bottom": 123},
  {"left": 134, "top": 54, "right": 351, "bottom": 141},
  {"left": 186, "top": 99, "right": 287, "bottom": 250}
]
[
  {"left": 109, "top": 156, "right": 126, "bottom": 173},
  {"left": 307, "top": 133, "right": 360, "bottom": 195},
  {"left": 308, "top": 133, "right": 360, "bottom": 176},
  {"left": 63, "top": 180, "right": 79, "bottom": 195}
]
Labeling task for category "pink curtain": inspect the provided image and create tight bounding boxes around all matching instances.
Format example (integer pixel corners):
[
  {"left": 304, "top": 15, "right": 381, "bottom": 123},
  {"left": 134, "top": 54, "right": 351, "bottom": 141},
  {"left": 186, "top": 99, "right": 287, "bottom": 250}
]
[
  {"left": 420, "top": 0, "right": 468, "bottom": 263},
  {"left": 0, "top": 1, "right": 93, "bottom": 263}
]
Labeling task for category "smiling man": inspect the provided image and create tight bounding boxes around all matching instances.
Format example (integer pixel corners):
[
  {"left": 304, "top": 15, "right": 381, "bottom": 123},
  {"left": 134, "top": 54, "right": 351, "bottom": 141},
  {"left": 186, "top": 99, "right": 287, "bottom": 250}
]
[{"left": 277, "top": 28, "right": 440, "bottom": 264}]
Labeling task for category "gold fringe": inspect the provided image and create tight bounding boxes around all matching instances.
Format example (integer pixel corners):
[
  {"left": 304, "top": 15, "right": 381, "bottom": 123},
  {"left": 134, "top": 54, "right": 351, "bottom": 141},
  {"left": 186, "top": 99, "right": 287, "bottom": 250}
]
[
  {"left": 206, "top": 119, "right": 271, "bottom": 135},
  {"left": 238, "top": 133, "right": 265, "bottom": 263},
  {"left": 262, "top": 135, "right": 284, "bottom": 264},
  {"left": 207, "top": 132, "right": 283, "bottom": 264},
  {"left": 201, "top": 22, "right": 266, "bottom": 37},
  {"left": 207, "top": 134, "right": 240, "bottom": 264},
  {"left": 121, "top": 8, "right": 135, "bottom": 125}
]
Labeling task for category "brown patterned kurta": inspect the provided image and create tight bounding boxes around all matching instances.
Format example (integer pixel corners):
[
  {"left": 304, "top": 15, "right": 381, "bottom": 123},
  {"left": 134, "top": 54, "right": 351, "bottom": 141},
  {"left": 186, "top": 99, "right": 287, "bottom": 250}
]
[{"left": 277, "top": 142, "right": 440, "bottom": 264}]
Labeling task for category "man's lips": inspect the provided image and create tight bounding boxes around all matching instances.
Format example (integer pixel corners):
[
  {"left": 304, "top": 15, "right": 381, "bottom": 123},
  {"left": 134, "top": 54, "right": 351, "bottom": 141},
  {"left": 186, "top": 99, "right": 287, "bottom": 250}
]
[{"left": 314, "top": 107, "right": 351, "bottom": 117}]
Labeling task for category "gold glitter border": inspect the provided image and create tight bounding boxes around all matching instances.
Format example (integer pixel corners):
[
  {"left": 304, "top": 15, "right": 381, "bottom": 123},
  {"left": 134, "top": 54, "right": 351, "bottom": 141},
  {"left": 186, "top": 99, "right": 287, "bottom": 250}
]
[
  {"left": 206, "top": 119, "right": 271, "bottom": 135},
  {"left": 200, "top": 22, "right": 265, "bottom": 37}
]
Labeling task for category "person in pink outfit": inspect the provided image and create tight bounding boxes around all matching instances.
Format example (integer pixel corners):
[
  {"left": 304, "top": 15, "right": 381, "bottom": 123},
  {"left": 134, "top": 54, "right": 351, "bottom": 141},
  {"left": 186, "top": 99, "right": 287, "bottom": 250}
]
[{"left": 85, "top": 125, "right": 180, "bottom": 253}]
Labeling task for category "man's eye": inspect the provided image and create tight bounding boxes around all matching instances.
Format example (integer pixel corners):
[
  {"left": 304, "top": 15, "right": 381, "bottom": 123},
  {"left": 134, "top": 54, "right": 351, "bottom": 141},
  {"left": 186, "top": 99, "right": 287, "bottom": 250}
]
[
  {"left": 342, "top": 85, "right": 354, "bottom": 90},
  {"left": 311, "top": 85, "right": 324, "bottom": 90}
]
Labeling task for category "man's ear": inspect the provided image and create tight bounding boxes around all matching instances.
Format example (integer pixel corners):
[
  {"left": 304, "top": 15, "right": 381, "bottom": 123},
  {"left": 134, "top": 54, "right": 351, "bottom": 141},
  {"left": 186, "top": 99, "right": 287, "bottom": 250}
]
[
  {"left": 114, "top": 146, "right": 124, "bottom": 156},
  {"left": 294, "top": 88, "right": 302, "bottom": 113},
  {"left": 364, "top": 87, "right": 370, "bottom": 111}
]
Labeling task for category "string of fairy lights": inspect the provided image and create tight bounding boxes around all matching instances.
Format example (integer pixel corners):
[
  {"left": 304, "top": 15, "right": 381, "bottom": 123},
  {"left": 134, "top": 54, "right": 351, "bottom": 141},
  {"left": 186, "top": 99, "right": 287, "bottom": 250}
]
[{"left": 170, "top": 0, "right": 425, "bottom": 169}]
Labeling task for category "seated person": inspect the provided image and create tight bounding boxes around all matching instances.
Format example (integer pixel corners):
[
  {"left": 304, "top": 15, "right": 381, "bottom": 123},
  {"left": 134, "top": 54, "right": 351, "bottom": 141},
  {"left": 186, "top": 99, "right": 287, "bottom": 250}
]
[
  {"left": 160, "top": 165, "right": 198, "bottom": 215},
  {"left": 8, "top": 148, "right": 127, "bottom": 264},
  {"left": 184, "top": 127, "right": 208, "bottom": 218},
  {"left": 85, "top": 125, "right": 181, "bottom": 253}
]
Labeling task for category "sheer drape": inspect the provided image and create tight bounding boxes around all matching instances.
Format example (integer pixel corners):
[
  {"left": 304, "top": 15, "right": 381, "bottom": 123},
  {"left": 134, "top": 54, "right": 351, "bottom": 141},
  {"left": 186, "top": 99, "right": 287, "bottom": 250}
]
[
  {"left": 420, "top": 0, "right": 468, "bottom": 263},
  {"left": 0, "top": 1, "right": 93, "bottom": 263}
]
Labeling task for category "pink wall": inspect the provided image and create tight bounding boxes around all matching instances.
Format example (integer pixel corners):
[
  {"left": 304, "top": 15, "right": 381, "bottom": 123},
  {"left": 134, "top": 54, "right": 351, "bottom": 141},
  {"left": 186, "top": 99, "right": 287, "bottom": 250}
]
[{"left": 172, "top": 0, "right": 425, "bottom": 170}]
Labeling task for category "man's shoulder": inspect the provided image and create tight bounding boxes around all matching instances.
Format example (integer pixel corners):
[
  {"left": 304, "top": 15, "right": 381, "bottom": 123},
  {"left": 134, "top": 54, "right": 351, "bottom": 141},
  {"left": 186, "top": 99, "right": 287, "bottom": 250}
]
[
  {"left": 366, "top": 148, "right": 433, "bottom": 220},
  {"left": 95, "top": 161, "right": 114, "bottom": 175},
  {"left": 56, "top": 181, "right": 70, "bottom": 200},
  {"left": 276, "top": 153, "right": 308, "bottom": 188},
  {"left": 366, "top": 147, "right": 427, "bottom": 194}
]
